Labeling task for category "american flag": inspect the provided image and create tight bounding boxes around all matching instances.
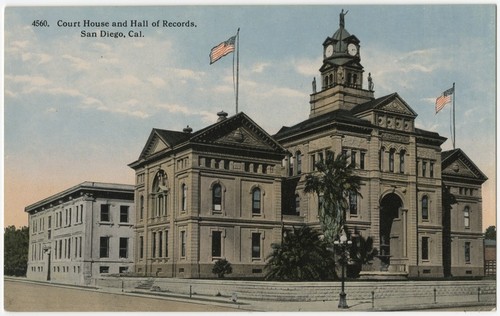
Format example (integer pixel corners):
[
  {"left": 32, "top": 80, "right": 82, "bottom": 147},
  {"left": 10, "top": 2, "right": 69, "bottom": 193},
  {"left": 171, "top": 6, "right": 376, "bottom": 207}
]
[
  {"left": 209, "top": 35, "right": 236, "bottom": 64},
  {"left": 435, "top": 87, "right": 454, "bottom": 113}
]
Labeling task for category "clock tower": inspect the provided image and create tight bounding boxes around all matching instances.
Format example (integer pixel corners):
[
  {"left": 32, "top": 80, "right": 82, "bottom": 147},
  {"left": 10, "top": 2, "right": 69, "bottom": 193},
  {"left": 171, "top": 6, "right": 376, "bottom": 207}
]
[{"left": 310, "top": 10, "right": 375, "bottom": 118}]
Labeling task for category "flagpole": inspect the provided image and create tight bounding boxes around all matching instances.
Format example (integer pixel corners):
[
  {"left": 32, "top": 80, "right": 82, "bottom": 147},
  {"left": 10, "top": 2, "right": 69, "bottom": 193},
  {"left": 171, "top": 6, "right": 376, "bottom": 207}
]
[
  {"left": 236, "top": 28, "right": 240, "bottom": 114},
  {"left": 452, "top": 82, "right": 456, "bottom": 149}
]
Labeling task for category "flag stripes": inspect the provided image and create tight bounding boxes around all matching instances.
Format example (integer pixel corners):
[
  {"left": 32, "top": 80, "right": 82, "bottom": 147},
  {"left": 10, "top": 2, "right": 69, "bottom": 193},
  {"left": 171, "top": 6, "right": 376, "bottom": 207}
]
[
  {"left": 435, "top": 87, "right": 454, "bottom": 113},
  {"left": 209, "top": 35, "right": 236, "bottom": 64}
]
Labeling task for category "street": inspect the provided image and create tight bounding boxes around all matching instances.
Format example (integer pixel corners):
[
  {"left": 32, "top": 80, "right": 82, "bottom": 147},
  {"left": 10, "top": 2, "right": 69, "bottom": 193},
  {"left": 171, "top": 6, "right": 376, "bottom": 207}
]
[{"left": 4, "top": 279, "right": 241, "bottom": 312}]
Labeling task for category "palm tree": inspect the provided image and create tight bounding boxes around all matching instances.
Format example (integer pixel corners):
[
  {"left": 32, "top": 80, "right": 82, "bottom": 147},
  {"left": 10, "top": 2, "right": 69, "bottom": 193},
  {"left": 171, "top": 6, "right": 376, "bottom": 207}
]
[
  {"left": 265, "top": 226, "right": 335, "bottom": 281},
  {"left": 304, "top": 152, "right": 361, "bottom": 244}
]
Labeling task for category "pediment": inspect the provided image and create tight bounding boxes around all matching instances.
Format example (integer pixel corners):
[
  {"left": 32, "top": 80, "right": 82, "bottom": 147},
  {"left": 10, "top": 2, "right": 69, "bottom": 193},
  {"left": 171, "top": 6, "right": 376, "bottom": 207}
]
[
  {"left": 442, "top": 159, "right": 477, "bottom": 179},
  {"left": 191, "top": 112, "right": 287, "bottom": 154},
  {"left": 379, "top": 98, "right": 416, "bottom": 116},
  {"left": 142, "top": 134, "right": 169, "bottom": 158},
  {"left": 214, "top": 126, "right": 274, "bottom": 150},
  {"left": 441, "top": 149, "right": 488, "bottom": 183}
]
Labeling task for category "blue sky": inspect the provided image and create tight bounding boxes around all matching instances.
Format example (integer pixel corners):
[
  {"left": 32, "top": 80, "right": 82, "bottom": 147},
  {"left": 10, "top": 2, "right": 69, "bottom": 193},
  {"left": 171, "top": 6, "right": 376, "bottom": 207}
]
[{"left": 3, "top": 4, "right": 496, "bottom": 228}]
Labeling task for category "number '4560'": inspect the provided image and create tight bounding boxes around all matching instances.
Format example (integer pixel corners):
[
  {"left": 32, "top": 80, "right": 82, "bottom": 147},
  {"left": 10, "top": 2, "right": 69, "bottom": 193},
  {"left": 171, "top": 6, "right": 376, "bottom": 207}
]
[{"left": 32, "top": 20, "right": 49, "bottom": 27}]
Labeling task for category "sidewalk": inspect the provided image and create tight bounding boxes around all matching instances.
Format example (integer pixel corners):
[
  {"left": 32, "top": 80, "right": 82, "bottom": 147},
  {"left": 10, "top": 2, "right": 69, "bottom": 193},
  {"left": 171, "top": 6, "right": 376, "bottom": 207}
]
[{"left": 126, "top": 286, "right": 496, "bottom": 312}]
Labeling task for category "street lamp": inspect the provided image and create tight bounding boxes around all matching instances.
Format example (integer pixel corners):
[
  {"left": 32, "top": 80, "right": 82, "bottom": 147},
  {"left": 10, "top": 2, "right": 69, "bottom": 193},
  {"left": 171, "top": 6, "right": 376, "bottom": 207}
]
[{"left": 334, "top": 231, "right": 352, "bottom": 309}]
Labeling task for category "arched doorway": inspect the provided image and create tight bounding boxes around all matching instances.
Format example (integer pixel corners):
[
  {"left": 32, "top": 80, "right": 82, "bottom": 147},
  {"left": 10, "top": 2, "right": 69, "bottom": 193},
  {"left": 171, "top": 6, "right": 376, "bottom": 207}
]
[{"left": 379, "top": 193, "right": 403, "bottom": 270}]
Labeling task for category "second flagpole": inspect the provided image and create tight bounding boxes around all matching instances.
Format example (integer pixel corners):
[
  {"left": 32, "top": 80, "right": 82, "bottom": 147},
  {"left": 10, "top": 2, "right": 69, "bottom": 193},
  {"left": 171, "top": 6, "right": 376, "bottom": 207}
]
[{"left": 236, "top": 28, "right": 240, "bottom": 114}]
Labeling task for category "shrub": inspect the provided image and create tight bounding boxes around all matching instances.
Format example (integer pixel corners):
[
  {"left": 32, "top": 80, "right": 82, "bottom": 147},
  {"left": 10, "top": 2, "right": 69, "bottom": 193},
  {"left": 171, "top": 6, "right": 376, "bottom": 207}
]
[{"left": 212, "top": 259, "right": 233, "bottom": 278}]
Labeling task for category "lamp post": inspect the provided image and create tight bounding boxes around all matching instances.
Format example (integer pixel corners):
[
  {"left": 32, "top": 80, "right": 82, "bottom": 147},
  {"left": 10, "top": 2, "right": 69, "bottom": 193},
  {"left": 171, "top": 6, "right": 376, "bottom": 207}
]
[{"left": 334, "top": 231, "right": 352, "bottom": 309}]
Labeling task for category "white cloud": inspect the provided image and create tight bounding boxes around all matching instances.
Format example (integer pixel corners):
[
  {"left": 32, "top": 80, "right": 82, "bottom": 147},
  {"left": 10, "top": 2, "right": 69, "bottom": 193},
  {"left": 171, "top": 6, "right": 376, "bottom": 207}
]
[
  {"left": 156, "top": 103, "right": 192, "bottom": 115},
  {"left": 252, "top": 62, "right": 270, "bottom": 73},
  {"left": 294, "top": 57, "right": 321, "bottom": 77},
  {"left": 63, "top": 54, "right": 91, "bottom": 71},
  {"left": 148, "top": 76, "right": 166, "bottom": 87}
]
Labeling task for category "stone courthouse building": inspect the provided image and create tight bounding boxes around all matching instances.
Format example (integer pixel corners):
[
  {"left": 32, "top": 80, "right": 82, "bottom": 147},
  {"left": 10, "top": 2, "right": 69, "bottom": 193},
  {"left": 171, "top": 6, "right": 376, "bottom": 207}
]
[
  {"left": 25, "top": 182, "right": 135, "bottom": 285},
  {"left": 129, "top": 13, "right": 487, "bottom": 278}
]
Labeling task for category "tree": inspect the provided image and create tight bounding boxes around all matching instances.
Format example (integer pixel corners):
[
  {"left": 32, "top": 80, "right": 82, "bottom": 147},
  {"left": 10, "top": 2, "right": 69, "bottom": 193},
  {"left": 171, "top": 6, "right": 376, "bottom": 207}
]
[
  {"left": 346, "top": 233, "right": 377, "bottom": 278},
  {"left": 4, "top": 226, "right": 29, "bottom": 276},
  {"left": 265, "top": 226, "right": 335, "bottom": 281},
  {"left": 212, "top": 259, "right": 232, "bottom": 278},
  {"left": 304, "top": 152, "right": 361, "bottom": 244},
  {"left": 485, "top": 225, "right": 496, "bottom": 240}
]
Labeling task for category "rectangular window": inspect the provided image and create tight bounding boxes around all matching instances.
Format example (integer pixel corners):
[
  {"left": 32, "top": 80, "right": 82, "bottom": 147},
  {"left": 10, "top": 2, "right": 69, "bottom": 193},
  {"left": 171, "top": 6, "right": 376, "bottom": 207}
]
[
  {"left": 465, "top": 242, "right": 471, "bottom": 263},
  {"left": 79, "top": 237, "right": 82, "bottom": 258},
  {"left": 119, "top": 267, "right": 128, "bottom": 274},
  {"left": 48, "top": 216, "right": 51, "bottom": 229},
  {"left": 422, "top": 161, "right": 427, "bottom": 177},
  {"left": 152, "top": 232, "right": 156, "bottom": 258},
  {"left": 464, "top": 207, "right": 470, "bottom": 228},
  {"left": 99, "top": 237, "right": 109, "bottom": 258},
  {"left": 139, "top": 236, "right": 144, "bottom": 259},
  {"left": 180, "top": 231, "right": 186, "bottom": 257},
  {"left": 68, "top": 238, "right": 71, "bottom": 259},
  {"left": 159, "top": 232, "right": 163, "bottom": 257},
  {"left": 120, "top": 206, "right": 129, "bottom": 223},
  {"left": 311, "top": 154, "right": 316, "bottom": 171},
  {"left": 430, "top": 162, "right": 434, "bottom": 178},
  {"left": 360, "top": 152, "right": 365, "bottom": 170},
  {"left": 422, "top": 237, "right": 429, "bottom": 260},
  {"left": 119, "top": 238, "right": 128, "bottom": 258},
  {"left": 100, "top": 204, "right": 110, "bottom": 222},
  {"left": 165, "top": 231, "right": 169, "bottom": 257},
  {"left": 212, "top": 231, "right": 222, "bottom": 257},
  {"left": 252, "top": 233, "right": 261, "bottom": 259},
  {"left": 349, "top": 192, "right": 358, "bottom": 216},
  {"left": 351, "top": 150, "right": 356, "bottom": 167},
  {"left": 100, "top": 266, "right": 109, "bottom": 274}
]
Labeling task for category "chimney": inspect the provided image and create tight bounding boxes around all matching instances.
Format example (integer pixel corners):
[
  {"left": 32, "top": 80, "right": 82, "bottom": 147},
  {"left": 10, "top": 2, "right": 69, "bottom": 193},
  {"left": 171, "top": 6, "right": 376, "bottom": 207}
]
[{"left": 217, "top": 110, "right": 228, "bottom": 122}]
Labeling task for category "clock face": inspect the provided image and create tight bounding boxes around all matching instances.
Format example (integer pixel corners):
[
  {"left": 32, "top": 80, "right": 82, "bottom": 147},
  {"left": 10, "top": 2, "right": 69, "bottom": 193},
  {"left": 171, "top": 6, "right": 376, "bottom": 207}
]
[
  {"left": 347, "top": 43, "right": 358, "bottom": 56},
  {"left": 325, "top": 44, "right": 334, "bottom": 58}
]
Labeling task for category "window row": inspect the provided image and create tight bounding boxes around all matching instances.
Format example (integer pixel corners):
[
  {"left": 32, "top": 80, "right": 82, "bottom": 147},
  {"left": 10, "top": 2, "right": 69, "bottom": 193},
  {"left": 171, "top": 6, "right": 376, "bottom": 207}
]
[
  {"left": 52, "top": 265, "right": 81, "bottom": 274},
  {"left": 54, "top": 205, "right": 84, "bottom": 229},
  {"left": 199, "top": 156, "right": 274, "bottom": 175},
  {"left": 100, "top": 266, "right": 129, "bottom": 274},
  {"left": 54, "top": 236, "right": 83, "bottom": 260},
  {"left": 417, "top": 159, "right": 435, "bottom": 178},
  {"left": 31, "top": 243, "right": 44, "bottom": 261},
  {"left": 100, "top": 204, "right": 130, "bottom": 223},
  {"left": 380, "top": 148, "right": 407, "bottom": 174},
  {"left": 458, "top": 187, "right": 475, "bottom": 196},
  {"left": 100, "top": 236, "right": 129, "bottom": 259}
]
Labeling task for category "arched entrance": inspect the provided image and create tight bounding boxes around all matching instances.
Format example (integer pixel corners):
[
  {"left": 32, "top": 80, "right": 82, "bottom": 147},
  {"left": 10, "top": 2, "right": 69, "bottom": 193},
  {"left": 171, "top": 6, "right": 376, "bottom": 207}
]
[{"left": 379, "top": 193, "right": 403, "bottom": 270}]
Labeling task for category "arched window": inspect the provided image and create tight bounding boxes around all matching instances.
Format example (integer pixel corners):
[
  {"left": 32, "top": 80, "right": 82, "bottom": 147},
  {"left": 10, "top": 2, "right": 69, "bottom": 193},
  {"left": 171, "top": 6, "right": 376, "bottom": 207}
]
[
  {"left": 157, "top": 195, "right": 164, "bottom": 217},
  {"left": 389, "top": 149, "right": 395, "bottom": 172},
  {"left": 296, "top": 151, "right": 302, "bottom": 175},
  {"left": 422, "top": 196, "right": 429, "bottom": 220},
  {"left": 252, "top": 188, "right": 261, "bottom": 214},
  {"left": 399, "top": 150, "right": 406, "bottom": 174},
  {"left": 295, "top": 194, "right": 300, "bottom": 215},
  {"left": 464, "top": 206, "right": 470, "bottom": 228},
  {"left": 181, "top": 184, "right": 187, "bottom": 212},
  {"left": 324, "top": 75, "right": 329, "bottom": 88},
  {"left": 289, "top": 154, "right": 294, "bottom": 176},
  {"left": 212, "top": 184, "right": 222, "bottom": 212}
]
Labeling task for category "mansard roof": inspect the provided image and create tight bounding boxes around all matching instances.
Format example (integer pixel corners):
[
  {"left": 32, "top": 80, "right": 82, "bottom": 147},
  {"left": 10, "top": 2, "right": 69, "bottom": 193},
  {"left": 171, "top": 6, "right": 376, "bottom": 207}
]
[
  {"left": 274, "top": 109, "right": 373, "bottom": 141},
  {"left": 441, "top": 148, "right": 488, "bottom": 184},
  {"left": 130, "top": 112, "right": 288, "bottom": 169}
]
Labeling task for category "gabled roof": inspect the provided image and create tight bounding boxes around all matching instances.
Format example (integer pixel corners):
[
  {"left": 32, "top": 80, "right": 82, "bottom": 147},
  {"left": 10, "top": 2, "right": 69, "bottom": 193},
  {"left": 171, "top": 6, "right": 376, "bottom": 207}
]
[
  {"left": 441, "top": 148, "right": 488, "bottom": 184},
  {"left": 351, "top": 92, "right": 417, "bottom": 117},
  {"left": 130, "top": 112, "right": 288, "bottom": 168}
]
